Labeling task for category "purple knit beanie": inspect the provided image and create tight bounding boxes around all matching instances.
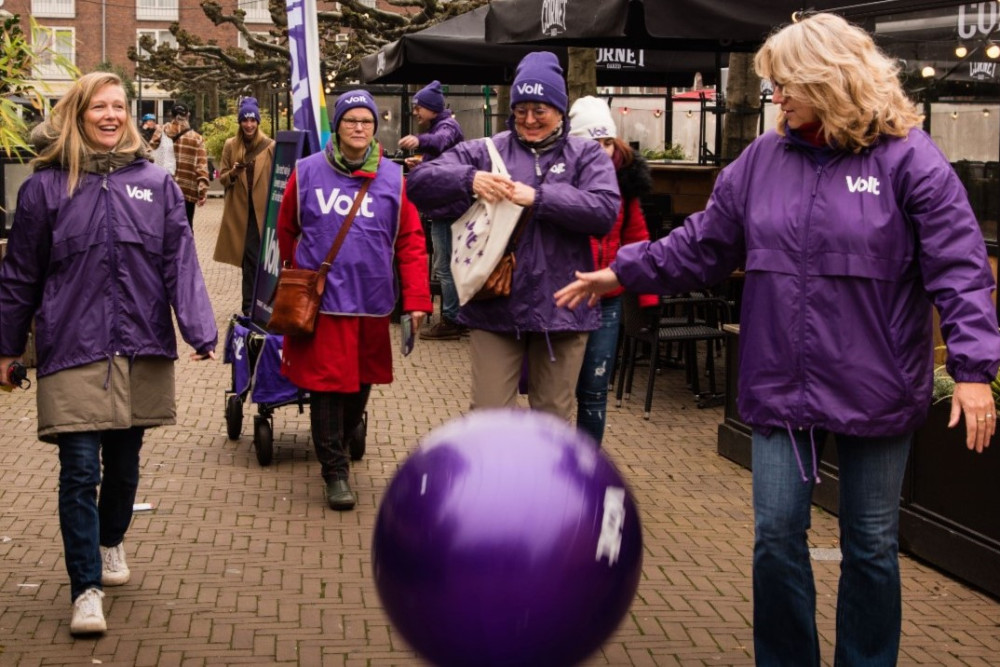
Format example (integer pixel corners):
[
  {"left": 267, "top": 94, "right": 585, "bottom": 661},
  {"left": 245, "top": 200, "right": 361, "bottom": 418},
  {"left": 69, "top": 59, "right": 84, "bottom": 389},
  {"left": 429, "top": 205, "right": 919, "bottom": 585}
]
[
  {"left": 238, "top": 97, "right": 261, "bottom": 122},
  {"left": 510, "top": 51, "right": 568, "bottom": 115},
  {"left": 413, "top": 80, "right": 445, "bottom": 113},
  {"left": 333, "top": 89, "right": 379, "bottom": 132}
]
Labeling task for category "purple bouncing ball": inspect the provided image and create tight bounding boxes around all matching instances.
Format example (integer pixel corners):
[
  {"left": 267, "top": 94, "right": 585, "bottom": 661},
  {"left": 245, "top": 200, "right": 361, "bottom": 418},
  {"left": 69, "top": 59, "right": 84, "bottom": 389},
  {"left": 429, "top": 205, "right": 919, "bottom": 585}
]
[{"left": 372, "top": 409, "right": 643, "bottom": 667}]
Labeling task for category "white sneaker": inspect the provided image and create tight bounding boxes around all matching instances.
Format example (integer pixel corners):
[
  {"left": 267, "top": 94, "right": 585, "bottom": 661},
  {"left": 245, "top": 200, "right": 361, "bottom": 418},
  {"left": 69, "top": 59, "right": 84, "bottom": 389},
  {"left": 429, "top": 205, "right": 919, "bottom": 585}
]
[
  {"left": 70, "top": 587, "right": 106, "bottom": 635},
  {"left": 100, "top": 543, "right": 130, "bottom": 586}
]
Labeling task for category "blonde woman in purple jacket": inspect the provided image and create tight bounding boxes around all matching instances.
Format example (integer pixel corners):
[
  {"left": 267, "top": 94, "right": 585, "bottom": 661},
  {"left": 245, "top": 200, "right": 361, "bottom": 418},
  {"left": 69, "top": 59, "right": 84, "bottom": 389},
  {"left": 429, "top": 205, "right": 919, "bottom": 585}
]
[
  {"left": 557, "top": 14, "right": 1000, "bottom": 666},
  {"left": 0, "top": 72, "right": 217, "bottom": 637}
]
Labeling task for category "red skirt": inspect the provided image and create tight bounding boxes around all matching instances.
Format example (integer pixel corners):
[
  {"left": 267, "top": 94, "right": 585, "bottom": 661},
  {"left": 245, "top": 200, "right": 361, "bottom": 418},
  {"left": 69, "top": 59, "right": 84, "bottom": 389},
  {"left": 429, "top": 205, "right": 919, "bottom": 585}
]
[{"left": 280, "top": 313, "right": 393, "bottom": 392}]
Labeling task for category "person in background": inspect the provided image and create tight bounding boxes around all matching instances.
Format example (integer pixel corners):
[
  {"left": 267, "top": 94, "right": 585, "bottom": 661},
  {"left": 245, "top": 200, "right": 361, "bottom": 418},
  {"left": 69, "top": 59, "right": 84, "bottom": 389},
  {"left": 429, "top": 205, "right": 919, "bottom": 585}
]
[
  {"left": 140, "top": 112, "right": 175, "bottom": 176},
  {"left": 163, "top": 103, "right": 210, "bottom": 228},
  {"left": 214, "top": 97, "right": 275, "bottom": 316},
  {"left": 407, "top": 52, "right": 619, "bottom": 421},
  {"left": 567, "top": 95, "right": 657, "bottom": 446},
  {"left": 397, "top": 81, "right": 466, "bottom": 340},
  {"left": 277, "top": 90, "right": 432, "bottom": 511},
  {"left": 555, "top": 14, "right": 1000, "bottom": 666},
  {"left": 0, "top": 72, "right": 217, "bottom": 636},
  {"left": 139, "top": 113, "right": 159, "bottom": 144}
]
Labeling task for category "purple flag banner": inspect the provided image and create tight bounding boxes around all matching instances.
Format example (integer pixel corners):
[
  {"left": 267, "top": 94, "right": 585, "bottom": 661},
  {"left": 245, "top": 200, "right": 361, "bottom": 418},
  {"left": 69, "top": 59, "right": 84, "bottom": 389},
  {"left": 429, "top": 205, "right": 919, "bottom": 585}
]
[{"left": 285, "top": 0, "right": 330, "bottom": 154}]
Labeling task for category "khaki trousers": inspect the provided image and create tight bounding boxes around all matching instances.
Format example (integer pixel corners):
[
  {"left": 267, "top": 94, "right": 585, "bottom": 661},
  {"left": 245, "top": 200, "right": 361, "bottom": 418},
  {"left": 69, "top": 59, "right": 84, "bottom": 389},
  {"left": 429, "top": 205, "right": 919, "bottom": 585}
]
[{"left": 469, "top": 329, "right": 589, "bottom": 421}]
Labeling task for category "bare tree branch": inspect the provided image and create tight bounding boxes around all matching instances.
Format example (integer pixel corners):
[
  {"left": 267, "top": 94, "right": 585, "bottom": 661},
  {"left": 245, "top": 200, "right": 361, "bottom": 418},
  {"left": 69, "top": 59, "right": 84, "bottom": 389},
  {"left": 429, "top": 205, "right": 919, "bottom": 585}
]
[{"left": 128, "top": 0, "right": 487, "bottom": 110}]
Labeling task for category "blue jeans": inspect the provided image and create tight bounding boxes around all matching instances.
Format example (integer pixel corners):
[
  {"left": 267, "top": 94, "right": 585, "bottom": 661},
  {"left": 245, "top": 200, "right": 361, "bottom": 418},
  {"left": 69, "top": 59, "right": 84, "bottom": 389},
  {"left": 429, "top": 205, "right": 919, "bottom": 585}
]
[
  {"left": 575, "top": 296, "right": 621, "bottom": 446},
  {"left": 751, "top": 428, "right": 911, "bottom": 666},
  {"left": 430, "top": 220, "right": 459, "bottom": 322},
  {"left": 57, "top": 428, "right": 144, "bottom": 601}
]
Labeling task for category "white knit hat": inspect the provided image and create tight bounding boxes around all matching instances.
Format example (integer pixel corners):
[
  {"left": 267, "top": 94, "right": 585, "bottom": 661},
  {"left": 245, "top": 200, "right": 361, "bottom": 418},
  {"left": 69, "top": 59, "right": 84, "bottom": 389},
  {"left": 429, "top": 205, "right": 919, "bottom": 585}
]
[{"left": 568, "top": 96, "right": 617, "bottom": 140}]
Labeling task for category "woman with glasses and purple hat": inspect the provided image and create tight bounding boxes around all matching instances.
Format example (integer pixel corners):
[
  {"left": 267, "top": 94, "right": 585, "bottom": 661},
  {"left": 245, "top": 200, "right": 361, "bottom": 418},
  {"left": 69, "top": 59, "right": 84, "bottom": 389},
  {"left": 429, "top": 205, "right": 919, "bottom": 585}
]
[
  {"left": 275, "top": 90, "right": 432, "bottom": 512},
  {"left": 406, "top": 51, "right": 620, "bottom": 424}
]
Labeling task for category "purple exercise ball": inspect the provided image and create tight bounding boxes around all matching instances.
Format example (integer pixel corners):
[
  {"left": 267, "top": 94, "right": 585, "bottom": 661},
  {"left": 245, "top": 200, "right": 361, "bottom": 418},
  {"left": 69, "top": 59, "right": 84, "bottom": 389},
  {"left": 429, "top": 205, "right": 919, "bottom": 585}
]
[{"left": 372, "top": 409, "right": 643, "bottom": 667}]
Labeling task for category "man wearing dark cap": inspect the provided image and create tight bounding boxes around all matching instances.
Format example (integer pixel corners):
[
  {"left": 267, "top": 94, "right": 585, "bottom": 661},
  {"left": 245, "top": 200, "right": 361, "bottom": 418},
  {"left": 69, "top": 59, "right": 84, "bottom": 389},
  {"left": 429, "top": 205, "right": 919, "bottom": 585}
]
[
  {"left": 163, "top": 103, "right": 210, "bottom": 228},
  {"left": 398, "top": 80, "right": 466, "bottom": 340}
]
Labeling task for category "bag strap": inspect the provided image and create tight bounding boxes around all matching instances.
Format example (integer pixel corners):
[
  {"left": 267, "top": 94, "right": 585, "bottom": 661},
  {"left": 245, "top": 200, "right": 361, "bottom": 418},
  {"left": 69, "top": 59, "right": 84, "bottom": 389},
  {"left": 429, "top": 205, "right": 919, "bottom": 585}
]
[
  {"left": 484, "top": 137, "right": 509, "bottom": 177},
  {"left": 316, "top": 178, "right": 373, "bottom": 276}
]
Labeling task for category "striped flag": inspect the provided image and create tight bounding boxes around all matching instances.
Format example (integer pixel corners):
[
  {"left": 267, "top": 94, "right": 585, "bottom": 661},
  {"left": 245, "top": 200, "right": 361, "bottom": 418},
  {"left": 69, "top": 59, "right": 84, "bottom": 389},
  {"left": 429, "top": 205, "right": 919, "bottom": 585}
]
[{"left": 285, "top": 0, "right": 331, "bottom": 154}]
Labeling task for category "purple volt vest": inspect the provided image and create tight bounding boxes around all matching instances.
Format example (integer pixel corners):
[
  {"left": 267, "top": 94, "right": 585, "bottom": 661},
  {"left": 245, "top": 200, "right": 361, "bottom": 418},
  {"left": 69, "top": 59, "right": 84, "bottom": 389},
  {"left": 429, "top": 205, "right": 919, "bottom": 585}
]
[{"left": 294, "top": 152, "right": 402, "bottom": 316}]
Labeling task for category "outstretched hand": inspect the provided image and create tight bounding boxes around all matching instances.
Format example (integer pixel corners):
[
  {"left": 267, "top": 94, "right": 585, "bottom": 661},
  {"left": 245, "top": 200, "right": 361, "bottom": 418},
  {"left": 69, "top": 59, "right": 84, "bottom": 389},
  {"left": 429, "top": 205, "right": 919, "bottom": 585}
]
[{"left": 554, "top": 268, "right": 621, "bottom": 309}]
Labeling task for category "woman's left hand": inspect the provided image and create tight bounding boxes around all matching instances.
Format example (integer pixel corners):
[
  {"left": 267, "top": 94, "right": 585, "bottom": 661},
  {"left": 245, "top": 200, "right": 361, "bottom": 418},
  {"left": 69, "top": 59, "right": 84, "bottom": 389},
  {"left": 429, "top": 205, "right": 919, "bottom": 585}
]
[
  {"left": 190, "top": 350, "right": 217, "bottom": 361},
  {"left": 409, "top": 312, "right": 427, "bottom": 331},
  {"left": 949, "top": 381, "right": 996, "bottom": 453},
  {"left": 509, "top": 181, "right": 536, "bottom": 207}
]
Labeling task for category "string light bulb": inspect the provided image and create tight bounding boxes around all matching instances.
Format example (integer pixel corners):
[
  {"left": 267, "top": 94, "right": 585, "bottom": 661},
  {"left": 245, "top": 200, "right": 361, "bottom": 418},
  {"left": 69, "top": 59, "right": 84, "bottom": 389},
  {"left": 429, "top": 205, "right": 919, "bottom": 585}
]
[
  {"left": 955, "top": 44, "right": 968, "bottom": 58},
  {"left": 921, "top": 66, "right": 936, "bottom": 78},
  {"left": 986, "top": 41, "right": 1000, "bottom": 59}
]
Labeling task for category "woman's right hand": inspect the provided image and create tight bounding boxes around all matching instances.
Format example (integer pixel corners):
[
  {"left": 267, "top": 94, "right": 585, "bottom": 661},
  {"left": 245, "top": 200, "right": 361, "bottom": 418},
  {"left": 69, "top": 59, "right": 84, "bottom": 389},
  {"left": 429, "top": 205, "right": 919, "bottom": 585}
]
[
  {"left": 472, "top": 171, "right": 514, "bottom": 203},
  {"left": 554, "top": 268, "right": 621, "bottom": 309}
]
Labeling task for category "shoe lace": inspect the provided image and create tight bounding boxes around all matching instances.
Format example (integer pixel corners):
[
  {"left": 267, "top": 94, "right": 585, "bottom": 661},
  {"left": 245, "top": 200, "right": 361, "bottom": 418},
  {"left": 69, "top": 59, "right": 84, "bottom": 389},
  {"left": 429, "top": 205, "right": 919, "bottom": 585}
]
[
  {"left": 76, "top": 588, "right": 104, "bottom": 616},
  {"left": 103, "top": 544, "right": 125, "bottom": 571}
]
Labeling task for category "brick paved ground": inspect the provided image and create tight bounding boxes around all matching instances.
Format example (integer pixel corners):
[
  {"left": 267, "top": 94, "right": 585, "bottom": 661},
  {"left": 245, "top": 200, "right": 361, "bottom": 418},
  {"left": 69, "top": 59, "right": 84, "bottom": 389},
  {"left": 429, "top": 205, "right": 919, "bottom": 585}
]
[{"left": 1, "top": 197, "right": 998, "bottom": 666}]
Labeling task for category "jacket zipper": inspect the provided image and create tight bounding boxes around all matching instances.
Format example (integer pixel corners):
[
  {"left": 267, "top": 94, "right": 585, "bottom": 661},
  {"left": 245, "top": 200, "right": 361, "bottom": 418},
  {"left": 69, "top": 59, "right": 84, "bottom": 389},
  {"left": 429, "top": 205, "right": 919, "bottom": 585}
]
[{"left": 796, "top": 163, "right": 825, "bottom": 427}]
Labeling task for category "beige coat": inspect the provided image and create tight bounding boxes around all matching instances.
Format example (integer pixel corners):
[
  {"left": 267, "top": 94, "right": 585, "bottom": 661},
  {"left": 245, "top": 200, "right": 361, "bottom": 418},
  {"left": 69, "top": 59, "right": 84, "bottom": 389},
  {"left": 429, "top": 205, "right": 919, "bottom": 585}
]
[
  {"left": 213, "top": 131, "right": 275, "bottom": 267},
  {"left": 37, "top": 357, "right": 175, "bottom": 443}
]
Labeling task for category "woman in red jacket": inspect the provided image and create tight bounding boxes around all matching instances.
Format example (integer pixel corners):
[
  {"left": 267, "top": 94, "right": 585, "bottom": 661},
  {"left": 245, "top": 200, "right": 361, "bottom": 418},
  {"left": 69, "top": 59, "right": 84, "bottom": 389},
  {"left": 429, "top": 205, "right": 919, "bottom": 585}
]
[
  {"left": 277, "top": 91, "right": 432, "bottom": 511},
  {"left": 568, "top": 96, "right": 658, "bottom": 446}
]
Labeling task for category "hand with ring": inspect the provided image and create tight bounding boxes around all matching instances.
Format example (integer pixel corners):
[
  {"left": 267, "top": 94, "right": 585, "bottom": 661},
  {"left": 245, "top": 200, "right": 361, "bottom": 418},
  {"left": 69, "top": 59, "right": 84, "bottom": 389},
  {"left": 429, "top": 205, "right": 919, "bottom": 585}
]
[{"left": 949, "top": 381, "right": 996, "bottom": 453}]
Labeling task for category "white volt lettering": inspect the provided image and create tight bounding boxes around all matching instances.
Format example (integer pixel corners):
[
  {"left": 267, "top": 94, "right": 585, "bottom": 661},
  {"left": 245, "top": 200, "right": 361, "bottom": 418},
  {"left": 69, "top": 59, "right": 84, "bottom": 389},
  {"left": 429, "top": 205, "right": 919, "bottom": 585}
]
[
  {"left": 314, "top": 189, "right": 375, "bottom": 217},
  {"left": 126, "top": 185, "right": 153, "bottom": 202},
  {"left": 845, "top": 175, "right": 881, "bottom": 195}
]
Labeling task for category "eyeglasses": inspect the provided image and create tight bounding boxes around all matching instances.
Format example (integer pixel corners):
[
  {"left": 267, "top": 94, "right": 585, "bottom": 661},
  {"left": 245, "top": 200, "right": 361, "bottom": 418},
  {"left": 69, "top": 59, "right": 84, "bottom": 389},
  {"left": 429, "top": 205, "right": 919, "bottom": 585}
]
[
  {"left": 513, "top": 105, "right": 554, "bottom": 120},
  {"left": 341, "top": 118, "right": 375, "bottom": 129}
]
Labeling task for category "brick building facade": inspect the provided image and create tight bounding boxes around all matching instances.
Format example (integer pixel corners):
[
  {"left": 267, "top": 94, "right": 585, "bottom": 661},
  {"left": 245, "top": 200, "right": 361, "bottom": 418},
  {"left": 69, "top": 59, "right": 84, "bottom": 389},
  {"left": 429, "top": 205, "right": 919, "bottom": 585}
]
[{"left": 4, "top": 0, "right": 278, "bottom": 121}]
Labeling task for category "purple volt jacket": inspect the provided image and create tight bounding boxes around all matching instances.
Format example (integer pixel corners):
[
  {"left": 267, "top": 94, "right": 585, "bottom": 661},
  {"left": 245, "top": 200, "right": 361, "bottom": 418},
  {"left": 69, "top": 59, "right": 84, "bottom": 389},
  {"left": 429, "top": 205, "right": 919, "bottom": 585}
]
[
  {"left": 613, "top": 128, "right": 1000, "bottom": 437},
  {"left": 407, "top": 125, "right": 620, "bottom": 334},
  {"left": 0, "top": 159, "right": 218, "bottom": 378},
  {"left": 414, "top": 109, "right": 464, "bottom": 161}
]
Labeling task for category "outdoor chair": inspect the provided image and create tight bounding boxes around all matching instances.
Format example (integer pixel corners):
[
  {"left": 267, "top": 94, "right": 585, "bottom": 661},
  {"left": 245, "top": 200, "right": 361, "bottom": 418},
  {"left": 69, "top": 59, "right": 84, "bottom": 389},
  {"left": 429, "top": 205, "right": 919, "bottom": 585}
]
[{"left": 615, "top": 291, "right": 730, "bottom": 418}]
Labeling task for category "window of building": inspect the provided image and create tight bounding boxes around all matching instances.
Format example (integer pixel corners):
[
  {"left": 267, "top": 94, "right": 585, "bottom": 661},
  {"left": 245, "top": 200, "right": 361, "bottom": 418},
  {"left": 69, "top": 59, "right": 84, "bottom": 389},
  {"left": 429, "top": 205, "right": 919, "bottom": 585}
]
[
  {"left": 238, "top": 31, "right": 278, "bottom": 55},
  {"left": 30, "top": 0, "right": 75, "bottom": 19},
  {"left": 32, "top": 26, "right": 75, "bottom": 80},
  {"left": 240, "top": 0, "right": 271, "bottom": 24},
  {"left": 136, "top": 0, "right": 179, "bottom": 22},
  {"left": 136, "top": 29, "right": 179, "bottom": 55}
]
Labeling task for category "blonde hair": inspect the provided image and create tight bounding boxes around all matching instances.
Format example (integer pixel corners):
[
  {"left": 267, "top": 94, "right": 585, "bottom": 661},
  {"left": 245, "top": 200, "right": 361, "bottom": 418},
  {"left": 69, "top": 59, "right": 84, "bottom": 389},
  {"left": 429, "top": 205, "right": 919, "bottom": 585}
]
[
  {"left": 31, "top": 71, "right": 146, "bottom": 195},
  {"left": 754, "top": 12, "right": 922, "bottom": 152}
]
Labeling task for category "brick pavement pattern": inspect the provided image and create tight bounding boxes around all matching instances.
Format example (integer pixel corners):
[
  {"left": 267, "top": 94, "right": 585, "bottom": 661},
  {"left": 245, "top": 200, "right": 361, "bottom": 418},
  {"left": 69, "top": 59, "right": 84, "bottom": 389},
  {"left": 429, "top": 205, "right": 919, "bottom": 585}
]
[{"left": 1, "top": 198, "right": 999, "bottom": 666}]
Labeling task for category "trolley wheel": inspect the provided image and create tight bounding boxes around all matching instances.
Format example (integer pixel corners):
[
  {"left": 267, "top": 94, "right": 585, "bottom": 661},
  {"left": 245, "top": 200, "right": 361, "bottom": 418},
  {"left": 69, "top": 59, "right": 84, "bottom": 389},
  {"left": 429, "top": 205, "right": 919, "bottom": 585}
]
[
  {"left": 347, "top": 412, "right": 367, "bottom": 462},
  {"left": 253, "top": 415, "right": 274, "bottom": 466},
  {"left": 225, "top": 394, "right": 243, "bottom": 440}
]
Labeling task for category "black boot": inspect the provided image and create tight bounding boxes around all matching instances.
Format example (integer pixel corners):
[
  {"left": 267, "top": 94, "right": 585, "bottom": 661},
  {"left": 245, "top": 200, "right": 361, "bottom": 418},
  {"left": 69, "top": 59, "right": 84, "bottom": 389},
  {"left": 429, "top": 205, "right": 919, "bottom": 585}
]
[{"left": 325, "top": 479, "right": 356, "bottom": 511}]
